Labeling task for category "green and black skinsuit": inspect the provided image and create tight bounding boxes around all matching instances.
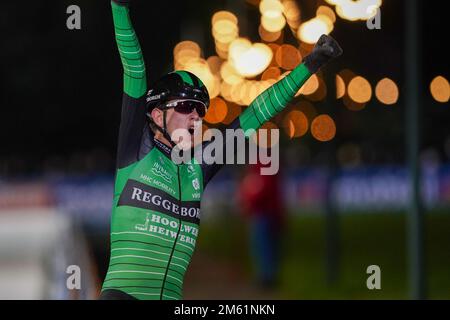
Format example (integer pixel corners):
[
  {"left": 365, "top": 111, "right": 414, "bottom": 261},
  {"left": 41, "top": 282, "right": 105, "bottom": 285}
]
[{"left": 101, "top": 0, "right": 342, "bottom": 300}]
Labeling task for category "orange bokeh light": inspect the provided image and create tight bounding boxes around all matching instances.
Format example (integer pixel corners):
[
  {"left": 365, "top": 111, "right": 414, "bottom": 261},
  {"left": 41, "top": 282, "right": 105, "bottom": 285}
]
[
  {"left": 275, "top": 44, "right": 302, "bottom": 70},
  {"left": 311, "top": 114, "right": 336, "bottom": 142},
  {"left": 204, "top": 97, "right": 228, "bottom": 124},
  {"left": 336, "top": 74, "right": 346, "bottom": 99},
  {"left": 282, "top": 110, "right": 309, "bottom": 138},
  {"left": 348, "top": 76, "right": 372, "bottom": 103},
  {"left": 222, "top": 102, "right": 242, "bottom": 125},
  {"left": 297, "top": 74, "right": 319, "bottom": 96},
  {"left": 259, "top": 24, "right": 282, "bottom": 42},
  {"left": 261, "top": 66, "right": 281, "bottom": 80},
  {"left": 430, "top": 76, "right": 450, "bottom": 103},
  {"left": 375, "top": 78, "right": 399, "bottom": 105}
]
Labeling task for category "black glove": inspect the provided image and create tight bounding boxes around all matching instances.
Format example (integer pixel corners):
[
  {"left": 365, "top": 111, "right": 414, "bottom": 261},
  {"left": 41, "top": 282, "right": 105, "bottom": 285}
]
[{"left": 304, "top": 34, "right": 343, "bottom": 74}]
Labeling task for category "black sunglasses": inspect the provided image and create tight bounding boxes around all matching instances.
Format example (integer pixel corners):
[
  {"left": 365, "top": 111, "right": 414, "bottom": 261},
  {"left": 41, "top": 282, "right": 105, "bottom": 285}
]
[{"left": 165, "top": 100, "right": 207, "bottom": 117}]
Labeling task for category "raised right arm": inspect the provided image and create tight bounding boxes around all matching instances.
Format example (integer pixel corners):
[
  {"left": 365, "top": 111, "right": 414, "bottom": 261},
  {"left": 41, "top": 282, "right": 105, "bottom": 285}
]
[
  {"left": 111, "top": 0, "right": 147, "bottom": 98},
  {"left": 112, "top": 0, "right": 151, "bottom": 170}
]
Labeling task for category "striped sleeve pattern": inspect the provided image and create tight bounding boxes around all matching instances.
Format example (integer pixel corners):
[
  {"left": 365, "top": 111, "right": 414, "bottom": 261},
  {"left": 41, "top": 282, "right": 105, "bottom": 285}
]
[
  {"left": 111, "top": 1, "right": 147, "bottom": 98},
  {"left": 102, "top": 225, "right": 196, "bottom": 300},
  {"left": 239, "top": 63, "right": 312, "bottom": 135}
]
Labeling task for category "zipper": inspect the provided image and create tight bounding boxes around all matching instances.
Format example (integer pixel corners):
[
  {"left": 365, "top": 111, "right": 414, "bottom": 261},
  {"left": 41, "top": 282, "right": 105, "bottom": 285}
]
[{"left": 160, "top": 165, "right": 182, "bottom": 299}]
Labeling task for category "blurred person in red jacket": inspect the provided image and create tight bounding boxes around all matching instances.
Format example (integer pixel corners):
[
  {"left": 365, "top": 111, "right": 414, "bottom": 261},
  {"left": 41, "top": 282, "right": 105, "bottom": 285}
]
[{"left": 238, "top": 161, "right": 285, "bottom": 289}]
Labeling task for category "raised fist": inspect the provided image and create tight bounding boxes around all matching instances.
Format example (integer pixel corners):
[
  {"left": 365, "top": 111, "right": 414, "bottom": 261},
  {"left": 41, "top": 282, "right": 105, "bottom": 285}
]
[{"left": 304, "top": 34, "right": 343, "bottom": 73}]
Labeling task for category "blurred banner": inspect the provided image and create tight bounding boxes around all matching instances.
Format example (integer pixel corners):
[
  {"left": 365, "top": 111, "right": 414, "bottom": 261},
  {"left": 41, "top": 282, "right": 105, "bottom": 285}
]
[
  {"left": 287, "top": 164, "right": 450, "bottom": 212},
  {"left": 1, "top": 165, "right": 450, "bottom": 225}
]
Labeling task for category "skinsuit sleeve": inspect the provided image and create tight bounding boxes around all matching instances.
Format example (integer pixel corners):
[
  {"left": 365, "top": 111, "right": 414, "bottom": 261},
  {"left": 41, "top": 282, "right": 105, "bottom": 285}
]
[
  {"left": 200, "top": 34, "right": 343, "bottom": 186},
  {"left": 111, "top": 0, "right": 152, "bottom": 170}
]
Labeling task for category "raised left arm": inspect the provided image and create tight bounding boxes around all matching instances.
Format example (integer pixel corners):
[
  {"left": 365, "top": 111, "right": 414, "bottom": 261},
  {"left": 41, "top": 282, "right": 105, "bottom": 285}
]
[
  {"left": 239, "top": 34, "right": 343, "bottom": 134},
  {"left": 200, "top": 35, "right": 343, "bottom": 185}
]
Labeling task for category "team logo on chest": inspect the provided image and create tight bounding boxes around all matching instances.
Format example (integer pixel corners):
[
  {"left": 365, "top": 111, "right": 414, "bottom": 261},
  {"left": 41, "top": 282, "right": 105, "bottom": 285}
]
[
  {"left": 192, "top": 178, "right": 200, "bottom": 191},
  {"left": 187, "top": 164, "right": 196, "bottom": 177},
  {"left": 151, "top": 160, "right": 173, "bottom": 183}
]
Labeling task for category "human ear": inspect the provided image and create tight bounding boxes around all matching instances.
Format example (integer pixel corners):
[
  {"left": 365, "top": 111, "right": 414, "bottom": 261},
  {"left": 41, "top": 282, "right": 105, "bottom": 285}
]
[{"left": 151, "top": 108, "right": 163, "bottom": 127}]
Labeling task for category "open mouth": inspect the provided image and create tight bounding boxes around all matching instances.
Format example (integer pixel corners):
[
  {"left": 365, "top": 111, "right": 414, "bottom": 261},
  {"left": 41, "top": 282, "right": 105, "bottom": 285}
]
[{"left": 188, "top": 121, "right": 201, "bottom": 137}]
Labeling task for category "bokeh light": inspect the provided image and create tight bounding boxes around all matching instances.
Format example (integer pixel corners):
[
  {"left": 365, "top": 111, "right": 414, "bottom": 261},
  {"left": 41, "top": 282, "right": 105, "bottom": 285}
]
[
  {"left": 267, "top": 43, "right": 280, "bottom": 67},
  {"left": 282, "top": 0, "right": 302, "bottom": 31},
  {"left": 238, "top": 81, "right": 251, "bottom": 105},
  {"left": 248, "top": 82, "right": 261, "bottom": 106},
  {"left": 297, "top": 74, "right": 319, "bottom": 96},
  {"left": 215, "top": 43, "right": 229, "bottom": 60},
  {"left": 258, "top": 24, "right": 282, "bottom": 42},
  {"left": 204, "top": 97, "right": 228, "bottom": 124},
  {"left": 212, "top": 10, "right": 238, "bottom": 26},
  {"left": 229, "top": 38, "right": 273, "bottom": 78},
  {"left": 282, "top": 110, "right": 309, "bottom": 138},
  {"left": 317, "top": 5, "right": 337, "bottom": 23},
  {"left": 261, "top": 14, "right": 287, "bottom": 33},
  {"left": 173, "top": 41, "right": 201, "bottom": 60},
  {"left": 311, "top": 114, "right": 336, "bottom": 142},
  {"left": 375, "top": 77, "right": 399, "bottom": 105},
  {"left": 173, "top": 40, "right": 202, "bottom": 70},
  {"left": 348, "top": 76, "right": 372, "bottom": 103},
  {"left": 336, "top": 74, "right": 346, "bottom": 99},
  {"left": 275, "top": 44, "right": 302, "bottom": 70},
  {"left": 260, "top": 0, "right": 283, "bottom": 16},
  {"left": 211, "top": 11, "right": 239, "bottom": 60},
  {"left": 174, "top": 2, "right": 395, "bottom": 122},
  {"left": 325, "top": 0, "right": 382, "bottom": 22},
  {"left": 260, "top": 0, "right": 286, "bottom": 33},
  {"left": 230, "top": 82, "right": 244, "bottom": 104},
  {"left": 220, "top": 61, "right": 243, "bottom": 85},
  {"left": 220, "top": 81, "right": 232, "bottom": 101},
  {"left": 262, "top": 66, "right": 281, "bottom": 80},
  {"left": 212, "top": 20, "right": 239, "bottom": 44},
  {"left": 206, "top": 56, "right": 223, "bottom": 75},
  {"left": 298, "top": 17, "right": 333, "bottom": 44},
  {"left": 430, "top": 76, "right": 450, "bottom": 103}
]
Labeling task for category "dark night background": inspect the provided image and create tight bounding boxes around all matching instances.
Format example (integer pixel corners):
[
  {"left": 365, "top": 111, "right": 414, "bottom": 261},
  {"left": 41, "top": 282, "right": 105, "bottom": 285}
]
[
  {"left": 0, "top": 0, "right": 449, "bottom": 301},
  {"left": 0, "top": 0, "right": 448, "bottom": 177}
]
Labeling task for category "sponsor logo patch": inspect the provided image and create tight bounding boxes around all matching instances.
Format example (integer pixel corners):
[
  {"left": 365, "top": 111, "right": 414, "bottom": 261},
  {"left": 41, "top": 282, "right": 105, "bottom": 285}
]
[
  {"left": 151, "top": 162, "right": 173, "bottom": 184},
  {"left": 118, "top": 179, "right": 201, "bottom": 224},
  {"left": 192, "top": 178, "right": 200, "bottom": 191}
]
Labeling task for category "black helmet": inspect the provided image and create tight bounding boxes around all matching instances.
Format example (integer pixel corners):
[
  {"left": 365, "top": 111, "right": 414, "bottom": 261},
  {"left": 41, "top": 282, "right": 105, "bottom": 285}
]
[
  {"left": 145, "top": 71, "right": 209, "bottom": 148},
  {"left": 146, "top": 70, "right": 210, "bottom": 112}
]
